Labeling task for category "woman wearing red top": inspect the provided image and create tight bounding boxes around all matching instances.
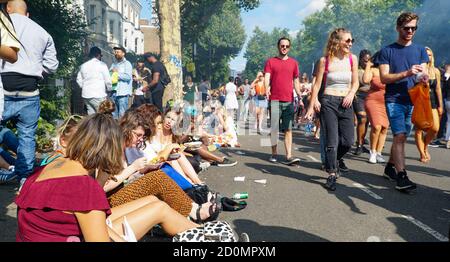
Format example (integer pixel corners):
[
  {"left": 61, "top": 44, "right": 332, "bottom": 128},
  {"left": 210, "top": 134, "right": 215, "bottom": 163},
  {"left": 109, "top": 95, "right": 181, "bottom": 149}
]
[
  {"left": 363, "top": 52, "right": 389, "bottom": 164},
  {"left": 15, "top": 113, "right": 199, "bottom": 242}
]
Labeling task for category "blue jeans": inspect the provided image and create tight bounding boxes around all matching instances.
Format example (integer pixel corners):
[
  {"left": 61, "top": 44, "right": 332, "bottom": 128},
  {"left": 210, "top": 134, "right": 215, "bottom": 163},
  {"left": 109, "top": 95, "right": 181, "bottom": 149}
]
[
  {"left": 112, "top": 94, "right": 129, "bottom": 119},
  {"left": 386, "top": 102, "right": 413, "bottom": 136},
  {"left": 2, "top": 96, "right": 40, "bottom": 179},
  {"left": 0, "top": 127, "right": 19, "bottom": 165}
]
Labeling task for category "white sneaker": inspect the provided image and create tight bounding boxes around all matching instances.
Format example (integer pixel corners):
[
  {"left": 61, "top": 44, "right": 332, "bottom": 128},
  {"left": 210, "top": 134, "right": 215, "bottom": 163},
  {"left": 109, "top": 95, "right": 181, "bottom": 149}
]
[
  {"left": 376, "top": 153, "right": 386, "bottom": 163},
  {"left": 368, "top": 151, "right": 377, "bottom": 164}
]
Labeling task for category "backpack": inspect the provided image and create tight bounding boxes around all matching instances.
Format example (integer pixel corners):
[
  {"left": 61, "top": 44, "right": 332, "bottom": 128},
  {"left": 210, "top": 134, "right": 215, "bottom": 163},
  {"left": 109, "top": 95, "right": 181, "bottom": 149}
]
[{"left": 160, "top": 63, "right": 171, "bottom": 86}]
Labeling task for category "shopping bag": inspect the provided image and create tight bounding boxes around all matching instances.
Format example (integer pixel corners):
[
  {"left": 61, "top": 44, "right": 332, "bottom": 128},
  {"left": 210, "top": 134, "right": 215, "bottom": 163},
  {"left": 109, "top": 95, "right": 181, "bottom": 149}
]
[{"left": 408, "top": 82, "right": 433, "bottom": 130}]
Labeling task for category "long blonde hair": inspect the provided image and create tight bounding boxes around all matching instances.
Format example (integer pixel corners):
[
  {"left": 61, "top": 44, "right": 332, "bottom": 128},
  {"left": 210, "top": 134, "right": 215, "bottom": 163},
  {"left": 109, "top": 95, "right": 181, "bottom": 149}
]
[
  {"left": 425, "top": 46, "right": 436, "bottom": 79},
  {"left": 325, "top": 28, "right": 352, "bottom": 60}
]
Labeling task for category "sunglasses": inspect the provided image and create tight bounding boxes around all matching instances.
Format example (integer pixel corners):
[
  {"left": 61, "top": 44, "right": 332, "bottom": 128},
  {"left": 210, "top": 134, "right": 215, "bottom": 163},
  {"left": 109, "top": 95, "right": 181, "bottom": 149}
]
[
  {"left": 280, "top": 45, "right": 290, "bottom": 49},
  {"left": 132, "top": 130, "right": 146, "bottom": 140},
  {"left": 402, "top": 26, "right": 418, "bottom": 32},
  {"left": 59, "top": 115, "right": 83, "bottom": 135},
  {"left": 345, "top": 38, "right": 355, "bottom": 44}
]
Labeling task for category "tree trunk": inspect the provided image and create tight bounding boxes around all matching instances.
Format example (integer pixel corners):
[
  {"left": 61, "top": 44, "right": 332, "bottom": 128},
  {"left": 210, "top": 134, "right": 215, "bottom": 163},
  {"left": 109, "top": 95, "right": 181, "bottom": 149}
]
[{"left": 157, "top": 0, "right": 182, "bottom": 106}]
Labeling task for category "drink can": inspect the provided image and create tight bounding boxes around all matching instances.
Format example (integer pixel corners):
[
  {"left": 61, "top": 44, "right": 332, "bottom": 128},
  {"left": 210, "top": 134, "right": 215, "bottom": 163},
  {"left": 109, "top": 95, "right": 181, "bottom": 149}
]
[{"left": 232, "top": 192, "right": 248, "bottom": 200}]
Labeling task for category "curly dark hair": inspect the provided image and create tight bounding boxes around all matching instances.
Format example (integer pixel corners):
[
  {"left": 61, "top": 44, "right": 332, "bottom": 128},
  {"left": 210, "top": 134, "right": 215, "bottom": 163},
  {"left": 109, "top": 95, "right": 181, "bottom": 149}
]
[{"left": 136, "top": 104, "right": 162, "bottom": 138}]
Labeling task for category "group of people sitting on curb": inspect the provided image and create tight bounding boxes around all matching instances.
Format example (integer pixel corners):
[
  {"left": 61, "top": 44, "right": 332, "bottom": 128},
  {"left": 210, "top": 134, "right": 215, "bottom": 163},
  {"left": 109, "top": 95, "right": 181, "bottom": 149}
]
[{"left": 15, "top": 100, "right": 249, "bottom": 242}]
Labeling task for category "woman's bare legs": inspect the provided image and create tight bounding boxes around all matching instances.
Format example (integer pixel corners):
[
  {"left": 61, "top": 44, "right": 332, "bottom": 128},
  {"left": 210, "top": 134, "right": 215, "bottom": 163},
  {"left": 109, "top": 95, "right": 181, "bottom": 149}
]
[
  {"left": 415, "top": 130, "right": 427, "bottom": 162},
  {"left": 370, "top": 125, "right": 382, "bottom": 153},
  {"left": 176, "top": 154, "right": 203, "bottom": 184},
  {"left": 376, "top": 127, "right": 388, "bottom": 154},
  {"left": 197, "top": 146, "right": 224, "bottom": 162},
  {"left": 167, "top": 160, "right": 194, "bottom": 184},
  {"left": 423, "top": 109, "right": 440, "bottom": 161},
  {"left": 110, "top": 196, "right": 198, "bottom": 240}
]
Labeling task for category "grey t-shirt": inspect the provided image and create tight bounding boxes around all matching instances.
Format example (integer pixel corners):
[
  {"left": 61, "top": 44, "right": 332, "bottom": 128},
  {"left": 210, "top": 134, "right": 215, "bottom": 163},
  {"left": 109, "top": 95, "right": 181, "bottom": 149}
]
[{"left": 199, "top": 81, "right": 210, "bottom": 94}]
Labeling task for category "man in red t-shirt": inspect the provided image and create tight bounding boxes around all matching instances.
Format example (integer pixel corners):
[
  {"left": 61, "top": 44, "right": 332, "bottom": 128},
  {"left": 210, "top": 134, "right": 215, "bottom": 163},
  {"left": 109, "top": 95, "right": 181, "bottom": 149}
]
[{"left": 264, "top": 37, "right": 302, "bottom": 165}]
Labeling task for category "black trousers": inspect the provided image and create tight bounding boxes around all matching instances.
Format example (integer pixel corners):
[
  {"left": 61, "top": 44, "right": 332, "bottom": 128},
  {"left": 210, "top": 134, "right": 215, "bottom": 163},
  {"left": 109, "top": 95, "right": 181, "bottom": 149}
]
[
  {"left": 131, "top": 95, "right": 149, "bottom": 108},
  {"left": 151, "top": 89, "right": 164, "bottom": 112},
  {"left": 320, "top": 95, "right": 354, "bottom": 173}
]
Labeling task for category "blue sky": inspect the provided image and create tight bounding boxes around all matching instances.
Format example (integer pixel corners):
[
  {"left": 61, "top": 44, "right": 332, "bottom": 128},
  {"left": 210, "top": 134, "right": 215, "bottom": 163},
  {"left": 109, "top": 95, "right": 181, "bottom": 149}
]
[{"left": 140, "top": 0, "right": 326, "bottom": 71}]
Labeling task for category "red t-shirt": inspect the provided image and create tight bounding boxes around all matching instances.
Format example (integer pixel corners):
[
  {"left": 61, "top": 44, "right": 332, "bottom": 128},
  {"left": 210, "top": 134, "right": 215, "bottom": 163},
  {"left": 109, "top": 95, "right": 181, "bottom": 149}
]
[{"left": 264, "top": 57, "right": 300, "bottom": 102}]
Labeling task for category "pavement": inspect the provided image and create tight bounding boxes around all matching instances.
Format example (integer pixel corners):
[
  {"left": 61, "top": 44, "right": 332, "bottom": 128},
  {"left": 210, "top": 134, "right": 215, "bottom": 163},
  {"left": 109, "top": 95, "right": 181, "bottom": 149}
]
[{"left": 1, "top": 122, "right": 449, "bottom": 242}]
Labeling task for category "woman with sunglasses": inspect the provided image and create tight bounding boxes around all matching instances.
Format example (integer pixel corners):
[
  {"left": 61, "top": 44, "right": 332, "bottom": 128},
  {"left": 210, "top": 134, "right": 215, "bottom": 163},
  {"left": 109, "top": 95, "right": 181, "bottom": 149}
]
[
  {"left": 414, "top": 47, "right": 443, "bottom": 162},
  {"left": 305, "top": 28, "right": 359, "bottom": 191}
]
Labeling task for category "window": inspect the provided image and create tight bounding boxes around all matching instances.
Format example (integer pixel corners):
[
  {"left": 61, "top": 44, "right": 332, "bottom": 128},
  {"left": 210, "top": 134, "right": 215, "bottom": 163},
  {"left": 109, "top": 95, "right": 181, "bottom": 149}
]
[
  {"left": 125, "top": 39, "right": 127, "bottom": 48},
  {"left": 89, "top": 5, "right": 97, "bottom": 31},
  {"left": 109, "top": 20, "right": 114, "bottom": 41},
  {"left": 135, "top": 38, "right": 138, "bottom": 53},
  {"left": 101, "top": 9, "right": 106, "bottom": 32}
]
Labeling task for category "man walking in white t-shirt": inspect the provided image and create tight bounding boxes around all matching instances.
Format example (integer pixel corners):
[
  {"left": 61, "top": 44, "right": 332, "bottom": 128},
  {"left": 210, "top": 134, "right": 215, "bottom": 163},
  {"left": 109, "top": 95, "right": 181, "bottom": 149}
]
[{"left": 77, "top": 46, "right": 112, "bottom": 115}]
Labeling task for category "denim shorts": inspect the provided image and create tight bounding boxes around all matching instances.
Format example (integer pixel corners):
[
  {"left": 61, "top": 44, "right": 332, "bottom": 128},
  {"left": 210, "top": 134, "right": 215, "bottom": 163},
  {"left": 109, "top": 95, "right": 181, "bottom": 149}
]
[{"left": 386, "top": 102, "right": 413, "bottom": 136}]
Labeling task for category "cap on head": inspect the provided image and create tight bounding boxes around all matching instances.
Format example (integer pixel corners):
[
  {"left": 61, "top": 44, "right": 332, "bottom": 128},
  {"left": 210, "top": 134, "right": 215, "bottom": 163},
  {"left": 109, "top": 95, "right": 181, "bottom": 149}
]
[{"left": 113, "top": 46, "right": 126, "bottom": 54}]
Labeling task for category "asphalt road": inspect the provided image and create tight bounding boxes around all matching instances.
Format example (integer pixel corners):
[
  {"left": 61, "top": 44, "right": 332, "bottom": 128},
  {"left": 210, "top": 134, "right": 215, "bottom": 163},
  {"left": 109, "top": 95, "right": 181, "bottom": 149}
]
[
  {"left": 202, "top": 124, "right": 450, "bottom": 242},
  {"left": 1, "top": 124, "right": 449, "bottom": 242}
]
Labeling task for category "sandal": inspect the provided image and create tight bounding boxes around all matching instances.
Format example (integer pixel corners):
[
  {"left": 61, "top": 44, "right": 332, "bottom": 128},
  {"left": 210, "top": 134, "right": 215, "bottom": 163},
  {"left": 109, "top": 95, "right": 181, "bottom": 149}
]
[
  {"left": 208, "top": 192, "right": 223, "bottom": 212},
  {"left": 221, "top": 197, "right": 247, "bottom": 212},
  {"left": 191, "top": 202, "right": 220, "bottom": 224}
]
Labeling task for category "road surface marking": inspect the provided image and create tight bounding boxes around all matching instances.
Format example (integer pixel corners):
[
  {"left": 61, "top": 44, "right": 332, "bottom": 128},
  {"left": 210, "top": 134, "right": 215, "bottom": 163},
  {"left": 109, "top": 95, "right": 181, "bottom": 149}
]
[
  {"left": 401, "top": 215, "right": 449, "bottom": 242},
  {"left": 353, "top": 183, "right": 383, "bottom": 200},
  {"left": 307, "top": 155, "right": 320, "bottom": 163}
]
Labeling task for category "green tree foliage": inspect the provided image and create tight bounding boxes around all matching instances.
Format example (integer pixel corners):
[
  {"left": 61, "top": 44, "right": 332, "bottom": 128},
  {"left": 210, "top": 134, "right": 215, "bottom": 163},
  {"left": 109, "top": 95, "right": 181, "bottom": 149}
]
[
  {"left": 27, "top": 0, "right": 88, "bottom": 77},
  {"left": 180, "top": 0, "right": 260, "bottom": 45},
  {"left": 186, "top": 1, "right": 247, "bottom": 86},
  {"left": 295, "top": 0, "right": 423, "bottom": 75},
  {"left": 243, "top": 0, "right": 427, "bottom": 77},
  {"left": 242, "top": 27, "right": 292, "bottom": 80}
]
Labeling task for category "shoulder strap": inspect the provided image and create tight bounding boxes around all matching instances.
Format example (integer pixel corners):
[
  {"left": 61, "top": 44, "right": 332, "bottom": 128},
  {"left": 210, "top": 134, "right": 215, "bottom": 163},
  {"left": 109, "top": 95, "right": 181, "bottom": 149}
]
[
  {"left": 322, "top": 56, "right": 329, "bottom": 89},
  {"left": 349, "top": 54, "right": 353, "bottom": 68}
]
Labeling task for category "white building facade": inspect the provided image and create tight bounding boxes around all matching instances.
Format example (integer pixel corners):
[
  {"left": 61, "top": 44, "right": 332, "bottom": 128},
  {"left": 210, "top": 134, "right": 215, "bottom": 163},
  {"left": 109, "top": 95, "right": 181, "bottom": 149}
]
[{"left": 75, "top": 0, "right": 145, "bottom": 64}]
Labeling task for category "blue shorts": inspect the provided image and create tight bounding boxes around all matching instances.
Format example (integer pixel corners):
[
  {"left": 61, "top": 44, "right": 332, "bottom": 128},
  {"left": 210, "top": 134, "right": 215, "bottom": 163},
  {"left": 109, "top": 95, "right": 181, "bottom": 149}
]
[
  {"left": 386, "top": 103, "right": 413, "bottom": 136},
  {"left": 254, "top": 97, "right": 268, "bottom": 108}
]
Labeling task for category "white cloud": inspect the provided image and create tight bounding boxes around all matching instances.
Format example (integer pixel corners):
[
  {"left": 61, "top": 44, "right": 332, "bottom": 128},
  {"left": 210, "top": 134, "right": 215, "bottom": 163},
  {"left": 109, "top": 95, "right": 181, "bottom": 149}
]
[{"left": 297, "top": 0, "right": 326, "bottom": 20}]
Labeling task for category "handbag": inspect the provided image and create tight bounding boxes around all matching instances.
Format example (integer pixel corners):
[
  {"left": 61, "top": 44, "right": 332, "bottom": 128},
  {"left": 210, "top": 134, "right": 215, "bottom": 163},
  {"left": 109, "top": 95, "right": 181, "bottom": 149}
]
[
  {"left": 173, "top": 221, "right": 237, "bottom": 242},
  {"left": 184, "top": 184, "right": 210, "bottom": 204},
  {"left": 408, "top": 82, "right": 433, "bottom": 130}
]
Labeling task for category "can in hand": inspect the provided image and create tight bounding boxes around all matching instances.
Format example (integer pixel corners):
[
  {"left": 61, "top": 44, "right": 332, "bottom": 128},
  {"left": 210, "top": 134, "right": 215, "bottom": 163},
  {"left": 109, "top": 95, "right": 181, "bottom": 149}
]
[{"left": 232, "top": 192, "right": 248, "bottom": 200}]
